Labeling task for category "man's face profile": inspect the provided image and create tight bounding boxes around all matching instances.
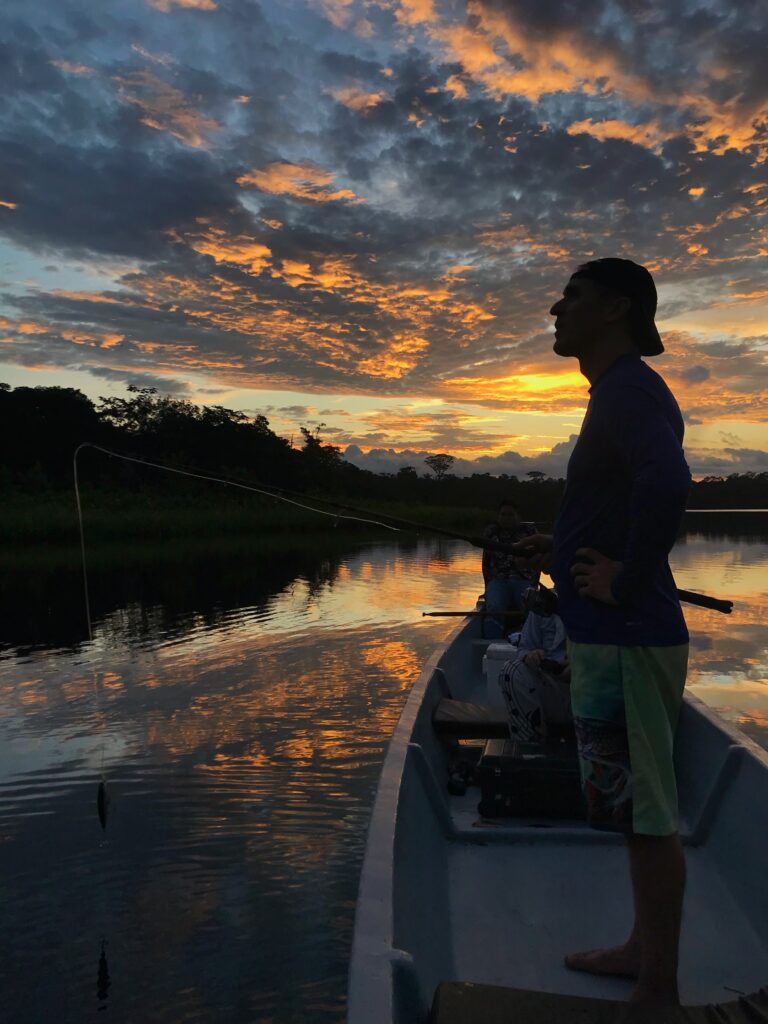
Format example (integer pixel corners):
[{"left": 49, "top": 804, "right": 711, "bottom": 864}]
[{"left": 549, "top": 276, "right": 610, "bottom": 358}]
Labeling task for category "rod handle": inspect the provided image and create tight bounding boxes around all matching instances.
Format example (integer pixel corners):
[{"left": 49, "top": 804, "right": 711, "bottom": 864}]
[{"left": 677, "top": 589, "right": 733, "bottom": 614}]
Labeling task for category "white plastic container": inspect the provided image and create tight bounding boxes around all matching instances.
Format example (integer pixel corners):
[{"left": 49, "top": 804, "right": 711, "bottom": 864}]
[{"left": 482, "top": 641, "right": 518, "bottom": 708}]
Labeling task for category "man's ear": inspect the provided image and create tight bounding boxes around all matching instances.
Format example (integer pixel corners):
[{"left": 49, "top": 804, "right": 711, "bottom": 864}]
[{"left": 603, "top": 293, "right": 631, "bottom": 324}]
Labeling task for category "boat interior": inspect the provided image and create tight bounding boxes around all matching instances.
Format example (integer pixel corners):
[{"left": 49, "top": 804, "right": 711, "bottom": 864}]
[{"left": 348, "top": 618, "right": 768, "bottom": 1024}]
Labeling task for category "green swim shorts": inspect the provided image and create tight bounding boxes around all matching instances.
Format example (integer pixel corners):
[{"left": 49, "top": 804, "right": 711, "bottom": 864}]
[{"left": 568, "top": 642, "right": 689, "bottom": 836}]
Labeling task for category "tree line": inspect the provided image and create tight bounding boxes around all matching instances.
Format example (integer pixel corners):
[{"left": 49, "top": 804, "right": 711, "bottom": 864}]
[{"left": 1, "top": 384, "right": 765, "bottom": 517}]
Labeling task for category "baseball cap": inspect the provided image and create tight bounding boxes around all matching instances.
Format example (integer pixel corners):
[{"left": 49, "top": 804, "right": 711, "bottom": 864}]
[{"left": 571, "top": 257, "right": 664, "bottom": 356}]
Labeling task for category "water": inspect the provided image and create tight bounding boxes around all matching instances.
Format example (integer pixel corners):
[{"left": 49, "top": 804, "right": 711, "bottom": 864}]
[{"left": 0, "top": 523, "right": 766, "bottom": 1022}]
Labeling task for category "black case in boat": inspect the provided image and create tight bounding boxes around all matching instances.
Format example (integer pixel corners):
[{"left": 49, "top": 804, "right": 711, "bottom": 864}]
[{"left": 476, "top": 738, "right": 583, "bottom": 819}]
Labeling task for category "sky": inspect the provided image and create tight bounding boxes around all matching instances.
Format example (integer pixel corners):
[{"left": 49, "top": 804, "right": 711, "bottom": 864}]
[{"left": 1, "top": 0, "right": 767, "bottom": 478}]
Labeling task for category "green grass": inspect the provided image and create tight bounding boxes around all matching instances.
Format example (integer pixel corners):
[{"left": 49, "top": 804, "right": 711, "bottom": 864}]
[{"left": 0, "top": 488, "right": 494, "bottom": 549}]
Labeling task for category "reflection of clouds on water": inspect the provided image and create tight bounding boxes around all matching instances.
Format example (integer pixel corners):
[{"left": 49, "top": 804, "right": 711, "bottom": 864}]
[
  {"left": 671, "top": 533, "right": 768, "bottom": 747},
  {"left": 0, "top": 530, "right": 766, "bottom": 1022}
]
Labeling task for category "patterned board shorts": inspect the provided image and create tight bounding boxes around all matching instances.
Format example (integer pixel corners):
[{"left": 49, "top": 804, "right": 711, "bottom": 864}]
[{"left": 568, "top": 642, "right": 689, "bottom": 836}]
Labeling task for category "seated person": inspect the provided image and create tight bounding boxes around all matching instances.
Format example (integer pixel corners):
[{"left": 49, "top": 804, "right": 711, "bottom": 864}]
[
  {"left": 499, "top": 605, "right": 572, "bottom": 742},
  {"left": 482, "top": 499, "right": 536, "bottom": 639}
]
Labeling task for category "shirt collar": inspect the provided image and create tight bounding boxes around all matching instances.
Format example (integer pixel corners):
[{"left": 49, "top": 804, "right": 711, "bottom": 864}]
[{"left": 588, "top": 351, "right": 641, "bottom": 394}]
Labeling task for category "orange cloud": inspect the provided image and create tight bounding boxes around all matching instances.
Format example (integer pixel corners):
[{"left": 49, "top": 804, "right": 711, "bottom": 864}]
[
  {"left": 653, "top": 332, "right": 768, "bottom": 423},
  {"left": 567, "top": 118, "right": 675, "bottom": 151},
  {"left": 114, "top": 69, "right": 220, "bottom": 147},
  {"left": 314, "top": 0, "right": 354, "bottom": 29},
  {"left": 168, "top": 222, "right": 272, "bottom": 274},
  {"left": 357, "top": 335, "right": 430, "bottom": 380},
  {"left": 328, "top": 85, "right": 388, "bottom": 112},
  {"left": 146, "top": 0, "right": 217, "bottom": 10},
  {"left": 392, "top": 0, "right": 767, "bottom": 159},
  {"left": 444, "top": 74, "right": 468, "bottom": 99},
  {"left": 50, "top": 59, "right": 95, "bottom": 76},
  {"left": 237, "top": 162, "right": 362, "bottom": 203},
  {"left": 477, "top": 222, "right": 573, "bottom": 263},
  {"left": 394, "top": 0, "right": 436, "bottom": 26},
  {"left": 0, "top": 199, "right": 18, "bottom": 210},
  {"left": 49, "top": 289, "right": 134, "bottom": 305}
]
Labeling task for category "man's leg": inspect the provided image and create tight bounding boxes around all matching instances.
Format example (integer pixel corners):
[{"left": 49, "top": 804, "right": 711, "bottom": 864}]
[
  {"left": 628, "top": 831, "right": 686, "bottom": 1003},
  {"left": 500, "top": 660, "right": 546, "bottom": 741},
  {"left": 483, "top": 578, "right": 509, "bottom": 639},
  {"left": 565, "top": 831, "right": 685, "bottom": 1003}
]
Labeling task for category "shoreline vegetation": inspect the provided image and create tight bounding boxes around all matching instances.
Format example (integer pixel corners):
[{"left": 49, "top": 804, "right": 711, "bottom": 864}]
[
  {"left": 2, "top": 490, "right": 494, "bottom": 546},
  {"left": 3, "top": 490, "right": 767, "bottom": 558},
  {"left": 2, "top": 384, "right": 766, "bottom": 554}
]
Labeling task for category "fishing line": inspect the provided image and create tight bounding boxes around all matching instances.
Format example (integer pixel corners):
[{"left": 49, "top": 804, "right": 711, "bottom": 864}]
[
  {"left": 74, "top": 441, "right": 405, "bottom": 831},
  {"left": 74, "top": 443, "right": 403, "bottom": 540},
  {"left": 74, "top": 447, "right": 111, "bottom": 831}
]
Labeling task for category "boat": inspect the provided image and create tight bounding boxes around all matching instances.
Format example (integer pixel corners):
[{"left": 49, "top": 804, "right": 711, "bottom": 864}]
[{"left": 347, "top": 615, "right": 768, "bottom": 1023}]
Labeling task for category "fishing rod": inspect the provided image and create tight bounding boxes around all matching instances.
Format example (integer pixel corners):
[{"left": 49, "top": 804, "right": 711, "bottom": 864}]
[
  {"left": 74, "top": 444, "right": 733, "bottom": 624},
  {"left": 423, "top": 611, "right": 526, "bottom": 620}
]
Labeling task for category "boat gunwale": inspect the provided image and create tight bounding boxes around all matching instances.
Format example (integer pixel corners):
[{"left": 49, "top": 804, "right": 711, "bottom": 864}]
[{"left": 347, "top": 616, "right": 470, "bottom": 1022}]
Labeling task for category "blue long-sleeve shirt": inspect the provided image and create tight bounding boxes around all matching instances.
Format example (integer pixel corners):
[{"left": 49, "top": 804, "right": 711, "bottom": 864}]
[{"left": 551, "top": 353, "right": 691, "bottom": 647}]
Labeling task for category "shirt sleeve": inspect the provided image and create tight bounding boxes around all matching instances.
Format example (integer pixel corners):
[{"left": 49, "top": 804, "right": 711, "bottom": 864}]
[{"left": 601, "top": 385, "right": 691, "bottom": 605}]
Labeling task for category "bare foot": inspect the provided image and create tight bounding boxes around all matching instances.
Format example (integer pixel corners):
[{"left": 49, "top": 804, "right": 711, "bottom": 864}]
[{"left": 564, "top": 943, "right": 641, "bottom": 979}]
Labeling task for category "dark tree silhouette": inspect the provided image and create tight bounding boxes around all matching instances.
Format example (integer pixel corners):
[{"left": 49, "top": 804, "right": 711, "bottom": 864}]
[
  {"left": 424, "top": 453, "right": 455, "bottom": 480},
  {"left": 1, "top": 384, "right": 765, "bottom": 517}
]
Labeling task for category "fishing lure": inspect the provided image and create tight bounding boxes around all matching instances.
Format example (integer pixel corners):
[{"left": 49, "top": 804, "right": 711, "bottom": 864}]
[{"left": 97, "top": 777, "right": 109, "bottom": 830}]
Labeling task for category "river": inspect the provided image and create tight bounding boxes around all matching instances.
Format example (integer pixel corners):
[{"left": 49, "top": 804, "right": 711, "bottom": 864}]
[{"left": 0, "top": 518, "right": 766, "bottom": 1022}]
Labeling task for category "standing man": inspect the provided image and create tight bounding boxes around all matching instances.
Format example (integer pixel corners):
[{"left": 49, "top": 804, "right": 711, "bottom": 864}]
[{"left": 516, "top": 258, "right": 691, "bottom": 1006}]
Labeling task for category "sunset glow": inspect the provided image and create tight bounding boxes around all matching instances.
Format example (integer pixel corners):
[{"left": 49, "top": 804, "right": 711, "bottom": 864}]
[{"left": 0, "top": 0, "right": 766, "bottom": 476}]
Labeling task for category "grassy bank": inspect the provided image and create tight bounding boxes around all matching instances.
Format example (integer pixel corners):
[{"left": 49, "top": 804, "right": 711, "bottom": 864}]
[{"left": 0, "top": 488, "right": 496, "bottom": 548}]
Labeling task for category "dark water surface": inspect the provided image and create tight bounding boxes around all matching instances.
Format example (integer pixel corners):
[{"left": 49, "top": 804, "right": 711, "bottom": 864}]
[{"left": 0, "top": 521, "right": 766, "bottom": 1023}]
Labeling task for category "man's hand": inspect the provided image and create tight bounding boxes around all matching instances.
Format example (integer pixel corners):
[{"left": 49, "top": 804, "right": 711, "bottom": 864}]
[
  {"left": 511, "top": 533, "right": 553, "bottom": 574},
  {"left": 571, "top": 547, "right": 622, "bottom": 605},
  {"left": 524, "top": 648, "right": 546, "bottom": 669}
]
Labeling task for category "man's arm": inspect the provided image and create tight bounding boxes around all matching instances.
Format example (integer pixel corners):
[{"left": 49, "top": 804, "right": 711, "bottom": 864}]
[{"left": 604, "top": 386, "right": 690, "bottom": 605}]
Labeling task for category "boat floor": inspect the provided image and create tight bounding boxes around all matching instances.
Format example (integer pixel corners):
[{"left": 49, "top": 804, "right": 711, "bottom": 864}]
[
  {"left": 439, "top": 676, "right": 766, "bottom": 1005},
  {"left": 444, "top": 829, "right": 766, "bottom": 1005}
]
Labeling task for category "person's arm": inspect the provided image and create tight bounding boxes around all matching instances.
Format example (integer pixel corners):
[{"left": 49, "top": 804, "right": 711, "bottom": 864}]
[
  {"left": 603, "top": 386, "right": 690, "bottom": 605},
  {"left": 511, "top": 533, "right": 553, "bottom": 573},
  {"left": 516, "top": 610, "right": 538, "bottom": 656},
  {"left": 481, "top": 525, "right": 495, "bottom": 583}
]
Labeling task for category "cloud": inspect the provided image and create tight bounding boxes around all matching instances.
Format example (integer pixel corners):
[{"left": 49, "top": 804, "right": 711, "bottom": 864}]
[
  {"left": 236, "top": 162, "right": 363, "bottom": 203},
  {"left": 0, "top": 0, "right": 766, "bottom": 471},
  {"left": 114, "top": 69, "right": 221, "bottom": 147},
  {"left": 87, "top": 365, "right": 192, "bottom": 394},
  {"left": 327, "top": 85, "right": 389, "bottom": 112},
  {"left": 343, "top": 433, "right": 579, "bottom": 478},
  {"left": 146, "top": 0, "right": 217, "bottom": 11},
  {"left": 50, "top": 60, "right": 95, "bottom": 76},
  {"left": 680, "top": 365, "right": 711, "bottom": 384}
]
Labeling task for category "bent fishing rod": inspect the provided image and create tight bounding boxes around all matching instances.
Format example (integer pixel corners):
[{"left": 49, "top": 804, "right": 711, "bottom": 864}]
[{"left": 74, "top": 443, "right": 733, "bottom": 615}]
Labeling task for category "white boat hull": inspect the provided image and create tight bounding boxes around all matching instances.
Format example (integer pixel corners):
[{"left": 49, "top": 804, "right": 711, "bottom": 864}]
[{"left": 348, "top": 617, "right": 768, "bottom": 1023}]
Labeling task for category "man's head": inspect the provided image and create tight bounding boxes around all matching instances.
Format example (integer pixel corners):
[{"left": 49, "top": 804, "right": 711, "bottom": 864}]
[
  {"left": 550, "top": 258, "right": 663, "bottom": 360},
  {"left": 497, "top": 499, "right": 520, "bottom": 529}
]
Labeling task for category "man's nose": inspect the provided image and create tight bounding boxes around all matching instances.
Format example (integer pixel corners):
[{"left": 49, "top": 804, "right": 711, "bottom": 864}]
[{"left": 549, "top": 299, "right": 562, "bottom": 316}]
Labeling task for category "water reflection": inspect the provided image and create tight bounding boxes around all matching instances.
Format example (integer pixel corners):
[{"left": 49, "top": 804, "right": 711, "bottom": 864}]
[
  {"left": 0, "top": 523, "right": 765, "bottom": 1023},
  {"left": 672, "top": 528, "right": 768, "bottom": 745}
]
